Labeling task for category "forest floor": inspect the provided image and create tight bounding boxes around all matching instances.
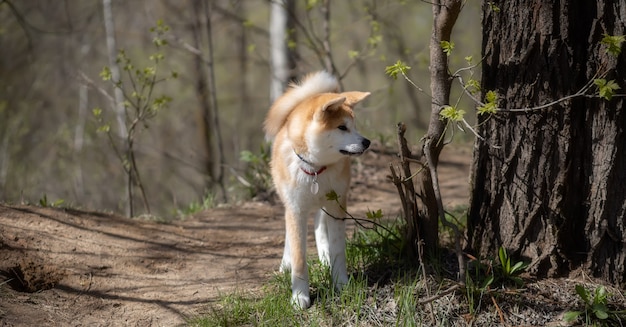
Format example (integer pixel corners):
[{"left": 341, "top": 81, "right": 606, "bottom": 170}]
[{"left": 0, "top": 144, "right": 622, "bottom": 326}]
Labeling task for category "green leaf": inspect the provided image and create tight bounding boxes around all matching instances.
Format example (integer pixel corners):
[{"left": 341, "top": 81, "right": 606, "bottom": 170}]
[
  {"left": 465, "top": 79, "right": 481, "bottom": 94},
  {"left": 240, "top": 150, "right": 255, "bottom": 163},
  {"left": 52, "top": 199, "right": 65, "bottom": 207},
  {"left": 478, "top": 90, "right": 498, "bottom": 115},
  {"left": 487, "top": 2, "right": 500, "bottom": 13},
  {"left": 575, "top": 284, "right": 590, "bottom": 305},
  {"left": 39, "top": 194, "right": 48, "bottom": 207},
  {"left": 440, "top": 105, "right": 465, "bottom": 122},
  {"left": 100, "top": 66, "right": 112, "bottom": 81},
  {"left": 370, "top": 20, "right": 381, "bottom": 34},
  {"left": 563, "top": 311, "right": 581, "bottom": 322},
  {"left": 593, "top": 303, "right": 609, "bottom": 319},
  {"left": 152, "top": 95, "right": 172, "bottom": 111},
  {"left": 97, "top": 124, "right": 111, "bottom": 133},
  {"left": 144, "top": 66, "right": 157, "bottom": 76},
  {"left": 485, "top": 90, "right": 498, "bottom": 103},
  {"left": 601, "top": 34, "right": 625, "bottom": 57},
  {"left": 385, "top": 60, "right": 411, "bottom": 80},
  {"left": 305, "top": 0, "right": 319, "bottom": 11},
  {"left": 366, "top": 209, "right": 383, "bottom": 220},
  {"left": 92, "top": 108, "right": 102, "bottom": 117},
  {"left": 440, "top": 40, "right": 455, "bottom": 56},
  {"left": 367, "top": 35, "right": 383, "bottom": 48},
  {"left": 498, "top": 247, "right": 507, "bottom": 267},
  {"left": 594, "top": 286, "right": 609, "bottom": 304},
  {"left": 510, "top": 261, "right": 527, "bottom": 274},
  {"left": 326, "top": 190, "right": 339, "bottom": 201},
  {"left": 348, "top": 50, "right": 360, "bottom": 59},
  {"left": 287, "top": 39, "right": 297, "bottom": 50},
  {"left": 594, "top": 78, "right": 621, "bottom": 100}
]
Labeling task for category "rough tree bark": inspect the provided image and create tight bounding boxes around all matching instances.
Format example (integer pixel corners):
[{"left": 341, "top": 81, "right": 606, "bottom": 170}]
[{"left": 468, "top": 1, "right": 625, "bottom": 285}]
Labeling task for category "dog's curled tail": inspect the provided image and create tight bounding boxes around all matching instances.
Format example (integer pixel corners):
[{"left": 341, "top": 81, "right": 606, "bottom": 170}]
[{"left": 264, "top": 71, "right": 339, "bottom": 139}]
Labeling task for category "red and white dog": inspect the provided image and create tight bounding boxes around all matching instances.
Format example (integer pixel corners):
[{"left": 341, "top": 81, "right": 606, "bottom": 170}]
[{"left": 264, "top": 71, "right": 370, "bottom": 308}]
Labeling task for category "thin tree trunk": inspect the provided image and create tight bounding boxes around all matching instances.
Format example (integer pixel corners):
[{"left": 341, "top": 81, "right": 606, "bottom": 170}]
[
  {"left": 270, "top": 0, "right": 289, "bottom": 102},
  {"left": 204, "top": 1, "right": 227, "bottom": 203},
  {"left": 191, "top": 0, "right": 216, "bottom": 188},
  {"left": 0, "top": 121, "right": 14, "bottom": 196},
  {"left": 415, "top": 0, "right": 462, "bottom": 261},
  {"left": 468, "top": 0, "right": 625, "bottom": 285},
  {"left": 237, "top": 1, "right": 249, "bottom": 123},
  {"left": 102, "top": 0, "right": 131, "bottom": 216},
  {"left": 73, "top": 83, "right": 88, "bottom": 201},
  {"left": 320, "top": 0, "right": 337, "bottom": 77}
]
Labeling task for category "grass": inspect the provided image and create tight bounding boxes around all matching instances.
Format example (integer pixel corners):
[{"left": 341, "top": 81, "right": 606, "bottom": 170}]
[
  {"left": 187, "top": 217, "right": 414, "bottom": 326},
  {"left": 187, "top": 214, "right": 626, "bottom": 327},
  {"left": 188, "top": 266, "right": 439, "bottom": 326},
  {"left": 176, "top": 193, "right": 216, "bottom": 218}
]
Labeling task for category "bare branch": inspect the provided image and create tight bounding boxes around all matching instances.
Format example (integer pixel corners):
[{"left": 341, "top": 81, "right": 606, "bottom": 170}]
[{"left": 417, "top": 283, "right": 463, "bottom": 305}]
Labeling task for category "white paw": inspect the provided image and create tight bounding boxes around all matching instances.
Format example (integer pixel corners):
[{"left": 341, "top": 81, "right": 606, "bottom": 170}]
[{"left": 291, "top": 292, "right": 311, "bottom": 309}]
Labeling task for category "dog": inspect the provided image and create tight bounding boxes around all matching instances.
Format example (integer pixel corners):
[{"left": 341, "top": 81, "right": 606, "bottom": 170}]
[{"left": 264, "top": 71, "right": 371, "bottom": 308}]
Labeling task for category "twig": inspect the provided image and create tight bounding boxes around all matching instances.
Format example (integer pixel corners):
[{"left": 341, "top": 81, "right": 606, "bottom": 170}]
[
  {"left": 491, "top": 295, "right": 506, "bottom": 324},
  {"left": 77, "top": 71, "right": 116, "bottom": 110},
  {"left": 322, "top": 207, "right": 395, "bottom": 234},
  {"left": 454, "top": 67, "right": 618, "bottom": 114},
  {"left": 417, "top": 282, "right": 463, "bottom": 305}
]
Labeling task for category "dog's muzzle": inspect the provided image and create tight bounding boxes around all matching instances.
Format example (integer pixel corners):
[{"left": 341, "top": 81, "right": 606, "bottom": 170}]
[{"left": 340, "top": 138, "right": 371, "bottom": 155}]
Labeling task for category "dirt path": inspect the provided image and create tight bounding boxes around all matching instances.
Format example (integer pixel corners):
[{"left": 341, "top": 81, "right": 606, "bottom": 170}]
[{"left": 0, "top": 146, "right": 471, "bottom": 326}]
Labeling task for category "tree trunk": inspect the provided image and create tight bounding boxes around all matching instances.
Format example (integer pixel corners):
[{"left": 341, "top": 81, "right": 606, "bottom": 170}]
[
  {"left": 468, "top": 0, "right": 626, "bottom": 285},
  {"left": 269, "top": 0, "right": 296, "bottom": 102},
  {"left": 203, "top": 1, "right": 228, "bottom": 203},
  {"left": 320, "top": 0, "right": 337, "bottom": 77},
  {"left": 102, "top": 0, "right": 131, "bottom": 216},
  {"left": 191, "top": 0, "right": 216, "bottom": 189},
  {"left": 415, "top": 0, "right": 462, "bottom": 258}
]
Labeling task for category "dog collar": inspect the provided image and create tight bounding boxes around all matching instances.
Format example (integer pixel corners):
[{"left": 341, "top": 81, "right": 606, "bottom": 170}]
[
  {"left": 294, "top": 150, "right": 327, "bottom": 176},
  {"left": 300, "top": 165, "right": 327, "bottom": 176},
  {"left": 294, "top": 150, "right": 326, "bottom": 194}
]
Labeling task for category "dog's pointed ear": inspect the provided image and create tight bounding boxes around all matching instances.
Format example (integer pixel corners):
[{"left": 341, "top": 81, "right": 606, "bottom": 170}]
[
  {"left": 321, "top": 96, "right": 346, "bottom": 113},
  {"left": 341, "top": 91, "right": 370, "bottom": 107}
]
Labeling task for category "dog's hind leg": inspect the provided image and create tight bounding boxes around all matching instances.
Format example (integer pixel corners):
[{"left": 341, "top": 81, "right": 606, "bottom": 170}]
[{"left": 314, "top": 210, "right": 331, "bottom": 265}]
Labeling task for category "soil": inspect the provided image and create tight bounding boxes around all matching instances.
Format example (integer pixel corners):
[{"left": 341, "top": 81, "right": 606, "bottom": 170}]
[{"left": 0, "top": 145, "right": 622, "bottom": 326}]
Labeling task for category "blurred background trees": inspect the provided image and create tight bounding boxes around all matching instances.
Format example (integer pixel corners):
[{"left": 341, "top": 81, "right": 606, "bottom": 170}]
[{"left": 0, "top": 0, "right": 480, "bottom": 216}]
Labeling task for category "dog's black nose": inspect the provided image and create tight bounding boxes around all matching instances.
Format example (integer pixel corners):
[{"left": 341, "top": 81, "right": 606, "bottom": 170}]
[{"left": 362, "top": 138, "right": 371, "bottom": 149}]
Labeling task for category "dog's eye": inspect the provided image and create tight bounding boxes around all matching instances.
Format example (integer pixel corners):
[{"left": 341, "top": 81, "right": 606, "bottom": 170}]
[{"left": 338, "top": 125, "right": 348, "bottom": 131}]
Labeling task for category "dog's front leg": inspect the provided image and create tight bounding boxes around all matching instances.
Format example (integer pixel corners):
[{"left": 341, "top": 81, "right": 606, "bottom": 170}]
[
  {"left": 284, "top": 208, "right": 311, "bottom": 309},
  {"left": 319, "top": 203, "right": 349, "bottom": 290}
]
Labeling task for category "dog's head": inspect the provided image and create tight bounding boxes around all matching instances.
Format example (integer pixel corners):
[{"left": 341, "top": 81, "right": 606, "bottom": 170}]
[{"left": 290, "top": 91, "right": 371, "bottom": 165}]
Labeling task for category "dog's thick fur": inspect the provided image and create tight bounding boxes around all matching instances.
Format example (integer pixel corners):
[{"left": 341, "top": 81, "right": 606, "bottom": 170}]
[{"left": 264, "top": 71, "right": 370, "bottom": 308}]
